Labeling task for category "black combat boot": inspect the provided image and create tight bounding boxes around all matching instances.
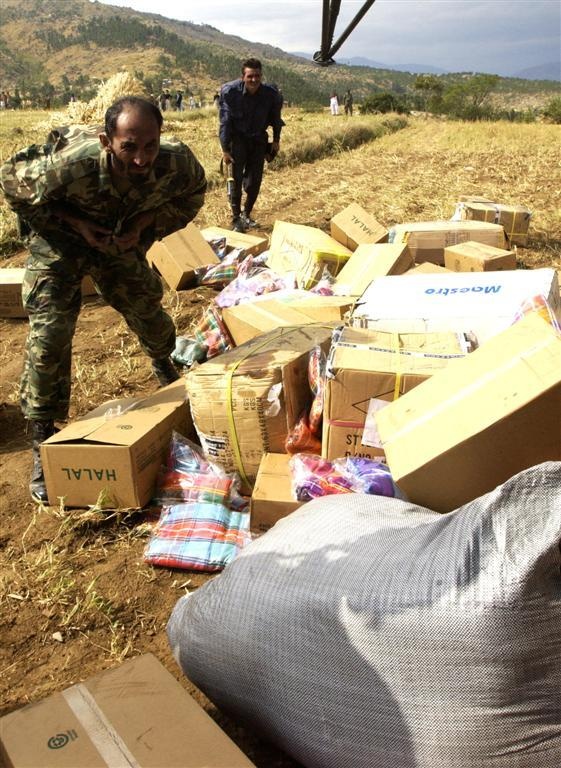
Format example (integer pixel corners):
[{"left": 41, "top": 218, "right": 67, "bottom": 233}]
[
  {"left": 29, "top": 419, "right": 55, "bottom": 503},
  {"left": 151, "top": 357, "right": 181, "bottom": 387}
]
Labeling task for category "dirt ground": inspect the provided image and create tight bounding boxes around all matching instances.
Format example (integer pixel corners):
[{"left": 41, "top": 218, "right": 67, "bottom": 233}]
[
  {"left": 0, "top": 226, "right": 303, "bottom": 766},
  {"left": 1, "top": 117, "right": 559, "bottom": 766}
]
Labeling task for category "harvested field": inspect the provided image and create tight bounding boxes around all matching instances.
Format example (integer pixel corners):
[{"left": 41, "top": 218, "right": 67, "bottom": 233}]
[{"left": 1, "top": 107, "right": 560, "bottom": 766}]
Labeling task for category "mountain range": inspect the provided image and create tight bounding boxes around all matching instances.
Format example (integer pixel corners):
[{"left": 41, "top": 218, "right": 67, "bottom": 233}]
[{"left": 0, "top": 0, "right": 558, "bottom": 107}]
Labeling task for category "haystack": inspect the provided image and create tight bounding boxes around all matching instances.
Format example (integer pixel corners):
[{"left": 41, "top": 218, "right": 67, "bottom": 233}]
[{"left": 37, "top": 72, "right": 149, "bottom": 129}]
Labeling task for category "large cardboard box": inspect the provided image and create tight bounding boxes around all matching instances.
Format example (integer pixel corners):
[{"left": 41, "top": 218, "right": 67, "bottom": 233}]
[
  {"left": 42, "top": 380, "right": 192, "bottom": 508},
  {"left": 0, "top": 653, "right": 254, "bottom": 768},
  {"left": 323, "top": 327, "right": 469, "bottom": 461},
  {"left": 0, "top": 269, "right": 98, "bottom": 317},
  {"left": 222, "top": 302, "right": 320, "bottom": 345},
  {"left": 223, "top": 292, "right": 353, "bottom": 345},
  {"left": 351, "top": 268, "right": 561, "bottom": 344},
  {"left": 201, "top": 226, "right": 268, "bottom": 257},
  {"left": 252, "top": 290, "right": 353, "bottom": 320},
  {"left": 444, "top": 240, "right": 517, "bottom": 272},
  {"left": 267, "top": 221, "right": 352, "bottom": 289},
  {"left": 330, "top": 203, "right": 388, "bottom": 250},
  {"left": 250, "top": 452, "right": 302, "bottom": 533},
  {"left": 187, "top": 325, "right": 334, "bottom": 489},
  {"left": 333, "top": 242, "right": 413, "bottom": 296},
  {"left": 389, "top": 220, "right": 506, "bottom": 265},
  {"left": 457, "top": 201, "right": 531, "bottom": 246},
  {"left": 375, "top": 314, "right": 561, "bottom": 513},
  {"left": 146, "top": 223, "right": 220, "bottom": 290}
]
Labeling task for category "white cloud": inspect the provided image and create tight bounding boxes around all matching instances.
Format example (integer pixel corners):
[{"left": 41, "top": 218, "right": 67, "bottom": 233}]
[{"left": 95, "top": 0, "right": 561, "bottom": 76}]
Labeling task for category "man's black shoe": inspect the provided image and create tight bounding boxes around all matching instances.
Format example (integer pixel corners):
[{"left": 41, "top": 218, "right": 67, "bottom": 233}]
[
  {"left": 231, "top": 216, "right": 247, "bottom": 233},
  {"left": 242, "top": 212, "right": 258, "bottom": 229},
  {"left": 152, "top": 357, "right": 181, "bottom": 387},
  {"left": 29, "top": 419, "right": 55, "bottom": 503}
]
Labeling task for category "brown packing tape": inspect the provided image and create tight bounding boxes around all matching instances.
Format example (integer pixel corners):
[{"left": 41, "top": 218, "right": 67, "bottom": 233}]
[{"left": 62, "top": 684, "right": 140, "bottom": 767}]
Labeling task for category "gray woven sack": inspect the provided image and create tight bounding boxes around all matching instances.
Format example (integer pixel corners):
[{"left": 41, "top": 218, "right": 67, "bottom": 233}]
[{"left": 168, "top": 462, "right": 561, "bottom": 768}]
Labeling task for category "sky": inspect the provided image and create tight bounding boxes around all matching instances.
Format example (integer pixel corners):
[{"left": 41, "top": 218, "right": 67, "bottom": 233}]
[{"left": 95, "top": 0, "right": 561, "bottom": 77}]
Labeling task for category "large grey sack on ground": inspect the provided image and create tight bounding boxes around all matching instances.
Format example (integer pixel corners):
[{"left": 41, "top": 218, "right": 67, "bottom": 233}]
[{"left": 168, "top": 462, "right": 561, "bottom": 768}]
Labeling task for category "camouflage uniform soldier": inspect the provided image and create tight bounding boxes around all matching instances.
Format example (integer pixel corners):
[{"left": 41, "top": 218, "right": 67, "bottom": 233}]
[{"left": 0, "top": 96, "right": 206, "bottom": 502}]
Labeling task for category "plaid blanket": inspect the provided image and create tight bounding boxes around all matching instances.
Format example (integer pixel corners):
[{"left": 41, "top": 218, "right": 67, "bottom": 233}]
[{"left": 144, "top": 502, "right": 250, "bottom": 572}]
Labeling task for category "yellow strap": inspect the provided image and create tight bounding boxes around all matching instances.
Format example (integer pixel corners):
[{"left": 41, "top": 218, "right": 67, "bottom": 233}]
[
  {"left": 225, "top": 325, "right": 335, "bottom": 489},
  {"left": 392, "top": 332, "right": 402, "bottom": 400}
]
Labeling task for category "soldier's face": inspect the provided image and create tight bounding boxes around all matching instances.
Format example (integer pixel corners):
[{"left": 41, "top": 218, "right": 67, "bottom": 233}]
[
  {"left": 101, "top": 108, "right": 161, "bottom": 182},
  {"left": 242, "top": 67, "right": 262, "bottom": 95}
]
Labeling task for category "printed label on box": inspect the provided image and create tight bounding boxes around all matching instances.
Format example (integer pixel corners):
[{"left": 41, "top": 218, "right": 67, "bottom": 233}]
[{"left": 362, "top": 398, "right": 390, "bottom": 448}]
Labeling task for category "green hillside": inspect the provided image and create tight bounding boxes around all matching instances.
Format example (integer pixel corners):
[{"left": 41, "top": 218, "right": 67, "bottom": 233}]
[{"left": 0, "top": 0, "right": 558, "bottom": 110}]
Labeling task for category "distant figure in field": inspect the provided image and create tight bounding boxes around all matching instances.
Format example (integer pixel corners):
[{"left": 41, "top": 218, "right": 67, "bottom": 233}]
[
  {"left": 175, "top": 91, "right": 183, "bottom": 111},
  {"left": 219, "top": 57, "right": 284, "bottom": 232},
  {"left": 189, "top": 95, "right": 196, "bottom": 110},
  {"left": 330, "top": 92, "right": 339, "bottom": 116},
  {"left": 344, "top": 89, "right": 353, "bottom": 116}
]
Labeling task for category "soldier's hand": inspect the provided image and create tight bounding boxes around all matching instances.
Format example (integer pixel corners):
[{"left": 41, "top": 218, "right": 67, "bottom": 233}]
[
  {"left": 113, "top": 212, "right": 155, "bottom": 250},
  {"left": 223, "top": 151, "right": 234, "bottom": 165},
  {"left": 74, "top": 219, "right": 112, "bottom": 249}
]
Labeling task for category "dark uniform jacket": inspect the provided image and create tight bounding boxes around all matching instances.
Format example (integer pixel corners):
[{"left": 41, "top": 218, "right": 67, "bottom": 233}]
[
  {"left": 0, "top": 124, "right": 206, "bottom": 260},
  {"left": 219, "top": 79, "right": 284, "bottom": 151}
]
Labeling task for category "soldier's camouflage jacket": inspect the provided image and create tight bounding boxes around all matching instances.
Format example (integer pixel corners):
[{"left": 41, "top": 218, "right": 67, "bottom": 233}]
[{"left": 0, "top": 124, "right": 207, "bottom": 260}]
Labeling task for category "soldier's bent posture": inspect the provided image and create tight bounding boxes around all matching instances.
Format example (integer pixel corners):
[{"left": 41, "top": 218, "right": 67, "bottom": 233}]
[{"left": 0, "top": 96, "right": 206, "bottom": 502}]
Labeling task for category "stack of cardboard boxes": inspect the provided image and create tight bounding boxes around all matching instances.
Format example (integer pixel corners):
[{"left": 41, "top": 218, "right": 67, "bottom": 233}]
[{"left": 10, "top": 199, "right": 557, "bottom": 534}]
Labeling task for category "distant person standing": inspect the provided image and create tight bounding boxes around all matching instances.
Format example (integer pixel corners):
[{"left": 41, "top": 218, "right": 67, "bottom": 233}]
[
  {"left": 343, "top": 89, "right": 353, "bottom": 116},
  {"left": 175, "top": 91, "right": 183, "bottom": 111},
  {"left": 330, "top": 92, "right": 339, "bottom": 116},
  {"left": 219, "top": 58, "right": 284, "bottom": 232}
]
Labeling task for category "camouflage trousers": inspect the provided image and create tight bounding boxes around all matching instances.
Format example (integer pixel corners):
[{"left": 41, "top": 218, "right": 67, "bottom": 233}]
[{"left": 21, "top": 239, "right": 176, "bottom": 421}]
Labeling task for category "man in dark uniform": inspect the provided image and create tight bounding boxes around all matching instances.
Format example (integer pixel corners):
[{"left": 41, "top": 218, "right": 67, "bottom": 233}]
[
  {"left": 0, "top": 96, "right": 206, "bottom": 502},
  {"left": 219, "top": 58, "right": 284, "bottom": 232}
]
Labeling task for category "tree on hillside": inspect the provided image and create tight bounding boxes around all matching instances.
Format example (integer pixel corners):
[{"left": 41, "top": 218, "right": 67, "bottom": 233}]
[
  {"left": 360, "top": 92, "right": 408, "bottom": 115},
  {"left": 542, "top": 97, "right": 561, "bottom": 124},
  {"left": 414, "top": 74, "right": 444, "bottom": 112},
  {"left": 442, "top": 74, "right": 499, "bottom": 120}
]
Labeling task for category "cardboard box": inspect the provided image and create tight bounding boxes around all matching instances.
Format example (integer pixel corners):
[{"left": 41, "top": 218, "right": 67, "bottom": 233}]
[
  {"left": 0, "top": 270, "right": 99, "bottom": 317},
  {"left": 457, "top": 201, "right": 532, "bottom": 246},
  {"left": 375, "top": 314, "right": 561, "bottom": 513},
  {"left": 147, "top": 223, "right": 220, "bottom": 290},
  {"left": 222, "top": 301, "right": 320, "bottom": 345},
  {"left": 444, "top": 240, "right": 517, "bottom": 272},
  {"left": 330, "top": 203, "right": 388, "bottom": 250},
  {"left": 42, "top": 380, "right": 192, "bottom": 508},
  {"left": 201, "top": 226, "right": 268, "bottom": 257},
  {"left": 222, "top": 292, "right": 353, "bottom": 345},
  {"left": 250, "top": 452, "right": 302, "bottom": 533},
  {"left": 0, "top": 653, "right": 254, "bottom": 768},
  {"left": 351, "top": 268, "right": 561, "bottom": 344},
  {"left": 389, "top": 220, "right": 506, "bottom": 265},
  {"left": 322, "top": 327, "right": 469, "bottom": 461},
  {"left": 0, "top": 268, "right": 27, "bottom": 318},
  {"left": 406, "top": 262, "right": 453, "bottom": 275},
  {"left": 333, "top": 242, "right": 413, "bottom": 297},
  {"left": 253, "top": 290, "right": 353, "bottom": 320},
  {"left": 187, "top": 325, "right": 334, "bottom": 489},
  {"left": 267, "top": 221, "right": 352, "bottom": 289}
]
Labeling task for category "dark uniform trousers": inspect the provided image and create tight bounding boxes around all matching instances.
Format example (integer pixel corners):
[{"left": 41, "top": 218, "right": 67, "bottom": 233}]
[
  {"left": 230, "top": 134, "right": 267, "bottom": 218},
  {"left": 21, "top": 240, "right": 175, "bottom": 421}
]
